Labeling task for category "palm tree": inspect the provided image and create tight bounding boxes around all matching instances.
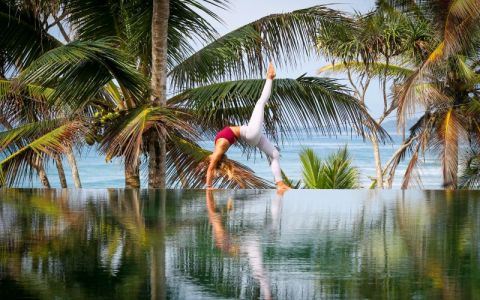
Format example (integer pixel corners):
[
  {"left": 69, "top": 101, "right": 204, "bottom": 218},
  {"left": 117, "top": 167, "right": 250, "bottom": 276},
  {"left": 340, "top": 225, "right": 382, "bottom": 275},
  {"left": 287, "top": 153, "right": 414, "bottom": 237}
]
[
  {"left": 0, "top": 1, "right": 159, "bottom": 187},
  {"left": 0, "top": 0, "right": 155, "bottom": 187},
  {"left": 378, "top": 0, "right": 480, "bottom": 189},
  {"left": 316, "top": 3, "right": 434, "bottom": 188},
  {"left": 299, "top": 147, "right": 359, "bottom": 189},
  {"left": 319, "top": 0, "right": 480, "bottom": 189},
  {"left": 0, "top": 0, "right": 387, "bottom": 189},
  {"left": 149, "top": 0, "right": 169, "bottom": 187}
]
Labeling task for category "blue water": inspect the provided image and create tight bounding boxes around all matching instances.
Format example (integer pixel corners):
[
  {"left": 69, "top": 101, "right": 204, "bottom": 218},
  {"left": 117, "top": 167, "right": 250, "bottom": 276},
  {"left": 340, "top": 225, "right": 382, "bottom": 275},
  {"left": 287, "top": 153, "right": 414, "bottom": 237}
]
[{"left": 20, "top": 131, "right": 443, "bottom": 189}]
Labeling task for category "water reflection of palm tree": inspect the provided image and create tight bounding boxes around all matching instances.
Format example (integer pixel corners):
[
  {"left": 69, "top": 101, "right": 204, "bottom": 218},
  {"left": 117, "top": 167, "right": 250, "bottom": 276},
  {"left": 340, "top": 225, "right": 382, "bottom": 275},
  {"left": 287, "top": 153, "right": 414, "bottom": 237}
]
[
  {"left": 206, "top": 190, "right": 274, "bottom": 300},
  {"left": 0, "top": 189, "right": 165, "bottom": 299},
  {"left": 394, "top": 191, "right": 471, "bottom": 300}
]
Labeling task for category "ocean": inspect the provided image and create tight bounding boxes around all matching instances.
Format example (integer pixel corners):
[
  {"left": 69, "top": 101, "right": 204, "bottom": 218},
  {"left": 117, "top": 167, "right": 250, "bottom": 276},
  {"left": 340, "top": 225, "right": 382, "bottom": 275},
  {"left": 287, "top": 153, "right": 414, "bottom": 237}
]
[{"left": 18, "top": 130, "right": 443, "bottom": 189}]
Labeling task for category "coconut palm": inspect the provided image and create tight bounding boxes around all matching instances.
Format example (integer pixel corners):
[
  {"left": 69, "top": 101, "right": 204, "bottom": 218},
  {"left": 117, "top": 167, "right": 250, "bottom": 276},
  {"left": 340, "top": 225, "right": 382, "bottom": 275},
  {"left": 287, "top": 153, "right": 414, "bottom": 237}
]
[
  {"left": 317, "top": 3, "right": 435, "bottom": 188},
  {"left": 319, "top": 0, "right": 480, "bottom": 189},
  {"left": 0, "top": 0, "right": 387, "bottom": 189},
  {"left": 378, "top": 0, "right": 480, "bottom": 189},
  {"left": 102, "top": 1, "right": 389, "bottom": 188}
]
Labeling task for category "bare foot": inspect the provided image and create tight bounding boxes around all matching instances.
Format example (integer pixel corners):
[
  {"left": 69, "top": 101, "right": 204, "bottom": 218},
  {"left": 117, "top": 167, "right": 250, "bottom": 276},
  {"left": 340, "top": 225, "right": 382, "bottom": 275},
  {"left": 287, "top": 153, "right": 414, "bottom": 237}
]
[
  {"left": 267, "top": 62, "right": 276, "bottom": 80},
  {"left": 276, "top": 181, "right": 290, "bottom": 196}
]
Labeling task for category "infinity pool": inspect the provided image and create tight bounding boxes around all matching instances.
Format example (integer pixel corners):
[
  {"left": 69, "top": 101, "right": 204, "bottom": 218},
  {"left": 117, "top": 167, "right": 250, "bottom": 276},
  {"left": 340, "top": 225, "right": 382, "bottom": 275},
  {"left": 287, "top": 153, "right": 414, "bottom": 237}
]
[{"left": 1, "top": 189, "right": 479, "bottom": 299}]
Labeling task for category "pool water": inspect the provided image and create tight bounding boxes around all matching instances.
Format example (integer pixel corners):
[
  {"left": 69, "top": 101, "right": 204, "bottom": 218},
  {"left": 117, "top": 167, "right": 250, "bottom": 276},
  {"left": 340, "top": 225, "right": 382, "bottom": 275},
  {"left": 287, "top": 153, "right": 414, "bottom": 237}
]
[{"left": 1, "top": 189, "right": 479, "bottom": 299}]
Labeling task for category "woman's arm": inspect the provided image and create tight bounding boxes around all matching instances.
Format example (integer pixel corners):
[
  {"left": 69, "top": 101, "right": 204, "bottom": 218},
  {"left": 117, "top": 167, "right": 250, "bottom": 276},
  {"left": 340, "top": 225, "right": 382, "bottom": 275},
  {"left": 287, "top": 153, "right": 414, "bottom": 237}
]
[
  {"left": 206, "top": 155, "right": 218, "bottom": 188},
  {"left": 206, "top": 139, "right": 230, "bottom": 188}
]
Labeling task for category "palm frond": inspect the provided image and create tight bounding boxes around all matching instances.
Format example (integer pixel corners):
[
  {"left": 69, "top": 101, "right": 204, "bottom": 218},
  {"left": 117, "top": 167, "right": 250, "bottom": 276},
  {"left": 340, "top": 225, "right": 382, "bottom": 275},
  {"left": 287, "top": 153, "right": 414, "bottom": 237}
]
[
  {"left": 169, "top": 5, "right": 351, "bottom": 88},
  {"left": 67, "top": 0, "right": 126, "bottom": 40},
  {"left": 166, "top": 0, "right": 228, "bottom": 68},
  {"left": 300, "top": 146, "right": 359, "bottom": 189},
  {"left": 319, "top": 62, "right": 415, "bottom": 79},
  {"left": 459, "top": 152, "right": 480, "bottom": 189},
  {"left": 67, "top": 0, "right": 227, "bottom": 71},
  {"left": 300, "top": 148, "right": 322, "bottom": 189},
  {"left": 400, "top": 141, "right": 422, "bottom": 189},
  {"left": 99, "top": 105, "right": 195, "bottom": 167},
  {"left": 384, "top": 111, "right": 436, "bottom": 188},
  {"left": 0, "top": 118, "right": 70, "bottom": 151},
  {"left": 0, "top": 2, "right": 61, "bottom": 72},
  {"left": 0, "top": 79, "right": 54, "bottom": 99},
  {"left": 169, "top": 77, "right": 390, "bottom": 142},
  {"left": 432, "top": 108, "right": 465, "bottom": 188},
  {"left": 281, "top": 170, "right": 301, "bottom": 189},
  {"left": 167, "top": 136, "right": 273, "bottom": 189},
  {"left": 395, "top": 0, "right": 480, "bottom": 127},
  {"left": 442, "top": 0, "right": 480, "bottom": 57},
  {"left": 321, "top": 146, "right": 359, "bottom": 189},
  {"left": 0, "top": 78, "right": 56, "bottom": 125},
  {"left": 18, "top": 38, "right": 148, "bottom": 110},
  {"left": 395, "top": 63, "right": 451, "bottom": 127},
  {"left": 0, "top": 120, "right": 86, "bottom": 186}
]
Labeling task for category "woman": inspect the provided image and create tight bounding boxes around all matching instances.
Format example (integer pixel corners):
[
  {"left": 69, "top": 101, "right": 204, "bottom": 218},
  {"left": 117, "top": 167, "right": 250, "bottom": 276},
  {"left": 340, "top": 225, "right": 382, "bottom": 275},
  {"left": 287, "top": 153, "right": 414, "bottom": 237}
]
[{"left": 206, "top": 62, "right": 290, "bottom": 192}]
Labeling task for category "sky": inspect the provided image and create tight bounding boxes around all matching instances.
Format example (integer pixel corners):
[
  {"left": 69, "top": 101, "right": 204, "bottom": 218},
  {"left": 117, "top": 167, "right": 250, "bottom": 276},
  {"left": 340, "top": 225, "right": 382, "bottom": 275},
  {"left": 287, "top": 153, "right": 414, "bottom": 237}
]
[
  {"left": 204, "top": 0, "right": 392, "bottom": 118},
  {"left": 213, "top": 1, "right": 376, "bottom": 34}
]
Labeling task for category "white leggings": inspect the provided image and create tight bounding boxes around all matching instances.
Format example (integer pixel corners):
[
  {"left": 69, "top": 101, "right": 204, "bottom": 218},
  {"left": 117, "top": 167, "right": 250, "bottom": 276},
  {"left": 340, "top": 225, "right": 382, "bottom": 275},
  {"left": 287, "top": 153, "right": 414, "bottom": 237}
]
[{"left": 240, "top": 79, "right": 283, "bottom": 183}]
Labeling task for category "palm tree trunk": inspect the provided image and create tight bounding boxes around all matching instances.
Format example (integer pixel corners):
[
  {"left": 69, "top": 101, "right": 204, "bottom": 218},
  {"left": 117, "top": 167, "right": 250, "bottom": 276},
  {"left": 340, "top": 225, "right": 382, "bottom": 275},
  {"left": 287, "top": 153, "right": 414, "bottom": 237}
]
[
  {"left": 149, "top": 0, "right": 170, "bottom": 188},
  {"left": 148, "top": 137, "right": 166, "bottom": 188},
  {"left": 53, "top": 154, "right": 68, "bottom": 188},
  {"left": 370, "top": 134, "right": 384, "bottom": 188},
  {"left": 125, "top": 159, "right": 140, "bottom": 188},
  {"left": 65, "top": 148, "right": 81, "bottom": 188},
  {"left": 31, "top": 157, "right": 51, "bottom": 188}
]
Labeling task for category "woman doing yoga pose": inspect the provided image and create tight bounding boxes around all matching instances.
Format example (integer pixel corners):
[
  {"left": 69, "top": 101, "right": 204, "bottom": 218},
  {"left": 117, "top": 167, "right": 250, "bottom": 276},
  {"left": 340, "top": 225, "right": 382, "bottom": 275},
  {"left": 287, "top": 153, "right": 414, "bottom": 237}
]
[{"left": 206, "top": 63, "right": 290, "bottom": 192}]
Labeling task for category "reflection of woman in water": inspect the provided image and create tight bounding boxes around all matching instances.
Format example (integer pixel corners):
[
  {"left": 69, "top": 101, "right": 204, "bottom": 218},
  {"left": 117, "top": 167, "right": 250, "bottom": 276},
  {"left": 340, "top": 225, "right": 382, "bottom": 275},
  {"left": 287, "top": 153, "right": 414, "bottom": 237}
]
[
  {"left": 206, "top": 63, "right": 290, "bottom": 193},
  {"left": 206, "top": 190, "right": 273, "bottom": 300}
]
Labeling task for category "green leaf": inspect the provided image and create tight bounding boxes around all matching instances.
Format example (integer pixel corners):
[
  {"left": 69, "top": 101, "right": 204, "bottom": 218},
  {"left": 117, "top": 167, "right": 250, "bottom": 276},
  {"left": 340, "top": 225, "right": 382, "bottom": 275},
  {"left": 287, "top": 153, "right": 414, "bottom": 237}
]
[
  {"left": 319, "top": 62, "right": 415, "bottom": 79},
  {"left": 0, "top": 120, "right": 86, "bottom": 186},
  {"left": 67, "top": 0, "right": 227, "bottom": 70},
  {"left": 99, "top": 105, "right": 194, "bottom": 166},
  {"left": 0, "top": 2, "right": 61, "bottom": 71},
  {"left": 300, "top": 148, "right": 323, "bottom": 188},
  {"left": 19, "top": 38, "right": 148, "bottom": 110},
  {"left": 300, "top": 146, "right": 359, "bottom": 189},
  {"left": 170, "top": 77, "right": 390, "bottom": 142},
  {"left": 169, "top": 5, "right": 351, "bottom": 88}
]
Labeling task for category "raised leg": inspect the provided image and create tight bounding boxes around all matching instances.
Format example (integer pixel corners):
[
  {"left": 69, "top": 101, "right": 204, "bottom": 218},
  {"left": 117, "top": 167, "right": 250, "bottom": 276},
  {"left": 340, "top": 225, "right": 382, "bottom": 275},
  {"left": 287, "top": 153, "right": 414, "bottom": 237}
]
[{"left": 241, "top": 79, "right": 273, "bottom": 146}]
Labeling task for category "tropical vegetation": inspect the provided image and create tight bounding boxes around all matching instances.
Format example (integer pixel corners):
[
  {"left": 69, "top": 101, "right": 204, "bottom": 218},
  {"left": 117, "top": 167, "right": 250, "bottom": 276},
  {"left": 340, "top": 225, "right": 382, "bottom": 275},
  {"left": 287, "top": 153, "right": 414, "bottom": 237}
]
[
  {"left": 295, "top": 147, "right": 359, "bottom": 189},
  {"left": 378, "top": 0, "right": 480, "bottom": 190},
  {"left": 2, "top": 0, "right": 480, "bottom": 189},
  {"left": 0, "top": 0, "right": 385, "bottom": 189},
  {"left": 318, "top": 0, "right": 480, "bottom": 189}
]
